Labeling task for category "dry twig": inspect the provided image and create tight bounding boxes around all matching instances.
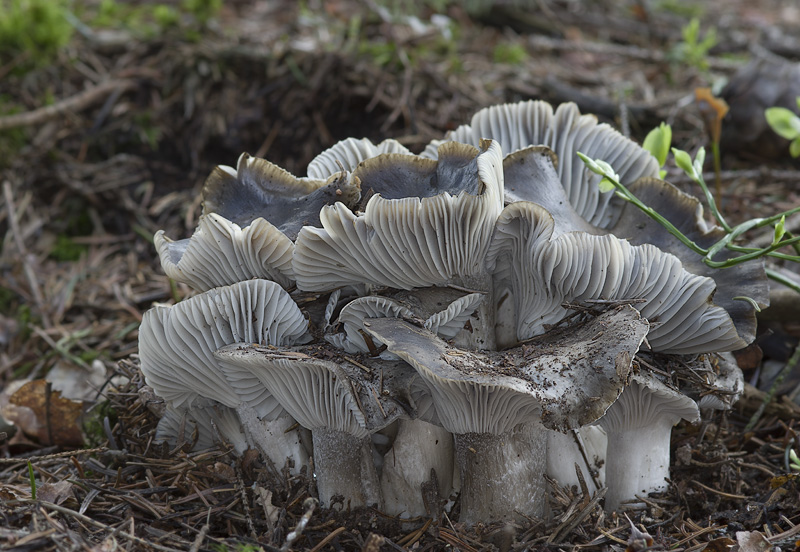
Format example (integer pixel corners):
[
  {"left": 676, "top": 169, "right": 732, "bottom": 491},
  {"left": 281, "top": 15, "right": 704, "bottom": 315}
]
[{"left": 0, "top": 79, "right": 137, "bottom": 130}]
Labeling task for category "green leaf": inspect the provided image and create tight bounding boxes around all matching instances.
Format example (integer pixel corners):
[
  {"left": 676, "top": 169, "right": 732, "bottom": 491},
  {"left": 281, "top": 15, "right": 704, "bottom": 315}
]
[
  {"left": 791, "top": 137, "right": 800, "bottom": 158},
  {"left": 693, "top": 147, "right": 706, "bottom": 178},
  {"left": 699, "top": 27, "right": 717, "bottom": 51},
  {"left": 28, "top": 461, "right": 36, "bottom": 500},
  {"left": 765, "top": 107, "right": 800, "bottom": 140},
  {"left": 578, "top": 152, "right": 620, "bottom": 191},
  {"left": 658, "top": 169, "right": 667, "bottom": 179},
  {"left": 682, "top": 18, "right": 699, "bottom": 44},
  {"left": 598, "top": 177, "right": 616, "bottom": 193},
  {"left": 672, "top": 148, "right": 697, "bottom": 180},
  {"left": 642, "top": 122, "right": 672, "bottom": 167},
  {"left": 594, "top": 159, "right": 617, "bottom": 179},
  {"left": 774, "top": 215, "right": 787, "bottom": 245}
]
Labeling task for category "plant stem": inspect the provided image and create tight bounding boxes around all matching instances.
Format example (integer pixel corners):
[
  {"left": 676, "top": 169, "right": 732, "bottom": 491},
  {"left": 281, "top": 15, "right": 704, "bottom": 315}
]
[
  {"left": 612, "top": 189, "right": 707, "bottom": 255},
  {"left": 766, "top": 268, "right": 800, "bottom": 295},
  {"left": 784, "top": 230, "right": 800, "bottom": 256},
  {"left": 727, "top": 244, "right": 800, "bottom": 262},
  {"left": 705, "top": 235, "right": 800, "bottom": 268},
  {"left": 692, "top": 167, "right": 731, "bottom": 232},
  {"left": 27, "top": 461, "right": 36, "bottom": 500}
]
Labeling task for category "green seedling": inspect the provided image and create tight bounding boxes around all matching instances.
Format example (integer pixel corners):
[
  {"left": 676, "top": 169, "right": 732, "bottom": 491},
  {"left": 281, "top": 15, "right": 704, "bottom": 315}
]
[
  {"left": 671, "top": 17, "right": 717, "bottom": 72},
  {"left": 591, "top": 160, "right": 620, "bottom": 193},
  {"left": 765, "top": 98, "right": 800, "bottom": 158},
  {"left": 641, "top": 122, "right": 672, "bottom": 178},
  {"left": 153, "top": 4, "right": 179, "bottom": 29},
  {"left": 773, "top": 215, "right": 787, "bottom": 246},
  {"left": 493, "top": 42, "right": 528, "bottom": 65},
  {"left": 790, "top": 449, "right": 800, "bottom": 472},
  {"left": 27, "top": 461, "right": 36, "bottom": 500},
  {"left": 181, "top": 0, "right": 221, "bottom": 25}
]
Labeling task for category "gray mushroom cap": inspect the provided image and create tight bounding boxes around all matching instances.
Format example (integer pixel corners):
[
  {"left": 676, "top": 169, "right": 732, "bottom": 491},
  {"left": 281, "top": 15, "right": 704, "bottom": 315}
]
[
  {"left": 155, "top": 405, "right": 249, "bottom": 453},
  {"left": 155, "top": 213, "right": 295, "bottom": 291},
  {"left": 363, "top": 305, "right": 649, "bottom": 434},
  {"left": 388, "top": 287, "right": 486, "bottom": 340},
  {"left": 213, "top": 343, "right": 418, "bottom": 435},
  {"left": 502, "top": 146, "right": 599, "bottom": 237},
  {"left": 423, "top": 100, "right": 659, "bottom": 228},
  {"left": 486, "top": 200, "right": 747, "bottom": 354},
  {"left": 326, "top": 289, "right": 484, "bottom": 355},
  {"left": 202, "top": 152, "right": 361, "bottom": 240},
  {"left": 307, "top": 137, "right": 412, "bottom": 180},
  {"left": 155, "top": 140, "right": 400, "bottom": 292},
  {"left": 325, "top": 295, "right": 414, "bottom": 354},
  {"left": 138, "top": 279, "right": 310, "bottom": 412},
  {"left": 292, "top": 140, "right": 504, "bottom": 291},
  {"left": 597, "top": 372, "right": 701, "bottom": 433}
]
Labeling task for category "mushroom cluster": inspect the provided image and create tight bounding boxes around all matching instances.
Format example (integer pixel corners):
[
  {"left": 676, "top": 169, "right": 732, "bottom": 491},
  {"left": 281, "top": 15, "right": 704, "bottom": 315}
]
[{"left": 138, "top": 100, "right": 768, "bottom": 522}]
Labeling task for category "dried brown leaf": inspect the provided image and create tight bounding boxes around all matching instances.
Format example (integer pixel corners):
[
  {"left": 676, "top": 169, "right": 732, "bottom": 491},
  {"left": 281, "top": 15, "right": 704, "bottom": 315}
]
[
  {"left": 735, "top": 531, "right": 772, "bottom": 552},
  {"left": 705, "top": 536, "right": 736, "bottom": 552},
  {"left": 8, "top": 380, "right": 85, "bottom": 447},
  {"left": 37, "top": 480, "right": 75, "bottom": 505}
]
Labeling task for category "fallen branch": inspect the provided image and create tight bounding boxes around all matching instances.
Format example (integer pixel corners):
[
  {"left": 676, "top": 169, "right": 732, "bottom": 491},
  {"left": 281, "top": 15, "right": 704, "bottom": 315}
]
[{"left": 0, "top": 79, "right": 137, "bottom": 130}]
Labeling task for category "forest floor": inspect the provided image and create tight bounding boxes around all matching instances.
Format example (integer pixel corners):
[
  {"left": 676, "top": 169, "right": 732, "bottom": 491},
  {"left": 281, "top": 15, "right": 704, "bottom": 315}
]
[{"left": 1, "top": 0, "right": 800, "bottom": 550}]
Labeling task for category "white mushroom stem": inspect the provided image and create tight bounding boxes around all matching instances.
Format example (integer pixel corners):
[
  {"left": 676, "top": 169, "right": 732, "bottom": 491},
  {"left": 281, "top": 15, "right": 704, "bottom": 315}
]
[
  {"left": 603, "top": 424, "right": 674, "bottom": 511},
  {"left": 235, "top": 406, "right": 309, "bottom": 474},
  {"left": 312, "top": 428, "right": 382, "bottom": 509},
  {"left": 381, "top": 418, "right": 454, "bottom": 518},
  {"left": 546, "top": 426, "right": 607, "bottom": 492},
  {"left": 596, "top": 376, "right": 700, "bottom": 512},
  {"left": 454, "top": 421, "right": 546, "bottom": 525}
]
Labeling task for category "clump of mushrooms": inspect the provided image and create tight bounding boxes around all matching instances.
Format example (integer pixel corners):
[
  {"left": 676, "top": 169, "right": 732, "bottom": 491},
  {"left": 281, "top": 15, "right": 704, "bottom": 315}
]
[{"left": 137, "top": 99, "right": 768, "bottom": 524}]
